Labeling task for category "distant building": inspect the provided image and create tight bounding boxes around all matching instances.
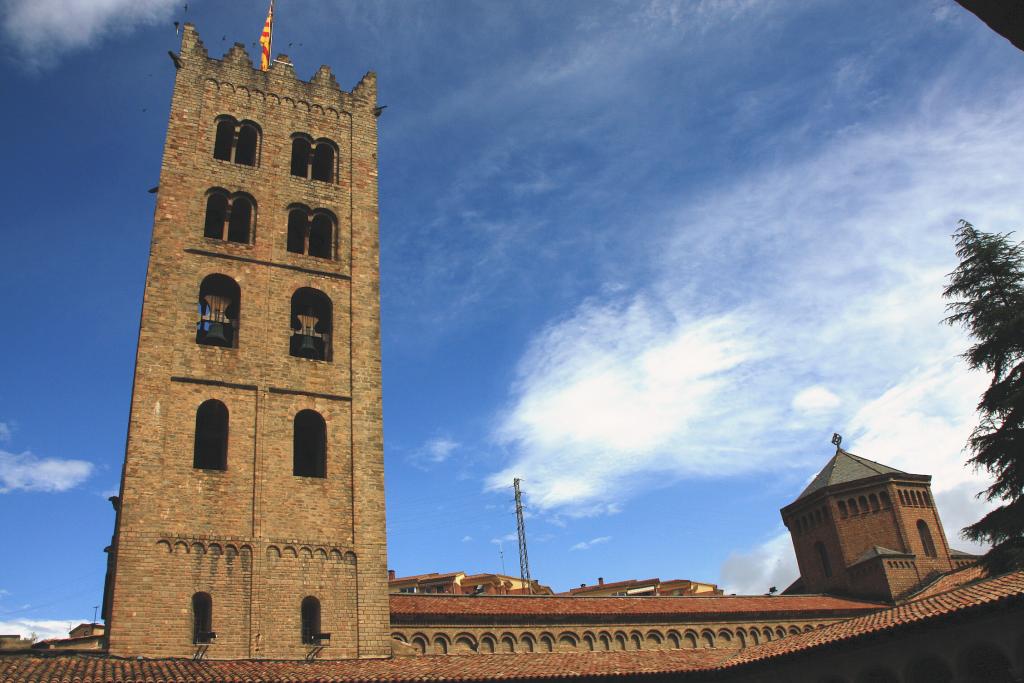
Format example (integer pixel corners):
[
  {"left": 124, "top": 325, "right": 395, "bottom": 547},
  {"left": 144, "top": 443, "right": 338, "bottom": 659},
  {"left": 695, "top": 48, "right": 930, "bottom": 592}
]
[
  {"left": 781, "top": 448, "right": 979, "bottom": 602},
  {"left": 31, "top": 624, "right": 104, "bottom": 652},
  {"left": 388, "top": 570, "right": 553, "bottom": 595},
  {"left": 566, "top": 577, "right": 722, "bottom": 597},
  {"left": 0, "top": 635, "right": 32, "bottom": 651}
]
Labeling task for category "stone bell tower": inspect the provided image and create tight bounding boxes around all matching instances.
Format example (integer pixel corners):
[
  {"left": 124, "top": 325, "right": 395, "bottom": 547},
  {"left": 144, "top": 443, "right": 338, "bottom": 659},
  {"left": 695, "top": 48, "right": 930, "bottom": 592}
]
[{"left": 103, "top": 25, "right": 389, "bottom": 659}]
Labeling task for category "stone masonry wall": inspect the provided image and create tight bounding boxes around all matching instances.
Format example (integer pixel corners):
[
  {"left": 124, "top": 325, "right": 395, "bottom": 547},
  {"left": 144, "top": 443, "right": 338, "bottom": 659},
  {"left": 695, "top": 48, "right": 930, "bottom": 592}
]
[{"left": 105, "top": 24, "right": 388, "bottom": 660}]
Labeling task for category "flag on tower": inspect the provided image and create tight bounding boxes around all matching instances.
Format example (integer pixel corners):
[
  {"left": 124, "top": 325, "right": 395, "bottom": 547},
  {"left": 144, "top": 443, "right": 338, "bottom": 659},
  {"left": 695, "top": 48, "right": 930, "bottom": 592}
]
[{"left": 259, "top": 1, "right": 274, "bottom": 71}]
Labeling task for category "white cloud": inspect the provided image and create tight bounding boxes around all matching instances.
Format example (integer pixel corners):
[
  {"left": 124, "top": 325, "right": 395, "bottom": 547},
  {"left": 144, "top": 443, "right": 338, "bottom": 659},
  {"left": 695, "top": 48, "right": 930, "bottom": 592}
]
[
  {"left": 461, "top": 535, "right": 473, "bottom": 543},
  {"left": 490, "top": 533, "right": 517, "bottom": 545},
  {"left": 408, "top": 436, "right": 461, "bottom": 469},
  {"left": 0, "top": 450, "right": 93, "bottom": 493},
  {"left": 487, "top": 75, "right": 1024, "bottom": 518},
  {"left": 0, "top": 422, "right": 11, "bottom": 443},
  {"left": 791, "top": 386, "right": 841, "bottom": 415},
  {"left": 2, "top": 0, "right": 179, "bottom": 68},
  {"left": 0, "top": 618, "right": 78, "bottom": 641},
  {"left": 720, "top": 532, "right": 798, "bottom": 595},
  {"left": 570, "top": 536, "right": 612, "bottom": 552}
]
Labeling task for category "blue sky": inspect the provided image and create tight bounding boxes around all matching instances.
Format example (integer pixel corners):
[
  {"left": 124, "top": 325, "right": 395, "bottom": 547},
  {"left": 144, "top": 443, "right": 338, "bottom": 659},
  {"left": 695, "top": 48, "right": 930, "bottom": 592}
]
[{"left": 1, "top": 0, "right": 1022, "bottom": 639}]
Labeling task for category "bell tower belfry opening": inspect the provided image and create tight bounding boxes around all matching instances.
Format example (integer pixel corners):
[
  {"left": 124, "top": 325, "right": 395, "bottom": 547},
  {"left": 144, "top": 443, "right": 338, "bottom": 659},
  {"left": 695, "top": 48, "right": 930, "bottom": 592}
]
[{"left": 103, "top": 25, "right": 389, "bottom": 660}]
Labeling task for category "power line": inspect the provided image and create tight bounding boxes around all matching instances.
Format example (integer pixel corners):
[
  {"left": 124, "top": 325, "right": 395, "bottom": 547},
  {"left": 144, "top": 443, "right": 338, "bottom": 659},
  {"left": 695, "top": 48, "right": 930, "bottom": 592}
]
[{"left": 513, "top": 478, "right": 532, "bottom": 595}]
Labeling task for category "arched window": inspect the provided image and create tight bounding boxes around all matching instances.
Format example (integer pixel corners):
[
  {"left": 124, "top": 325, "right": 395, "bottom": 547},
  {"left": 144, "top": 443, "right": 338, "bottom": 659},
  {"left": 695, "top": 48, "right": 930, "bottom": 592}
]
[
  {"left": 880, "top": 491, "right": 892, "bottom": 508},
  {"left": 858, "top": 495, "right": 869, "bottom": 512},
  {"left": 212, "top": 116, "right": 260, "bottom": 166},
  {"left": 228, "top": 196, "right": 254, "bottom": 244},
  {"left": 196, "top": 275, "right": 240, "bottom": 348},
  {"left": 203, "top": 190, "right": 255, "bottom": 245},
  {"left": 293, "top": 410, "right": 326, "bottom": 478},
  {"left": 869, "top": 494, "right": 880, "bottom": 512},
  {"left": 213, "top": 119, "right": 235, "bottom": 162},
  {"left": 204, "top": 193, "right": 228, "bottom": 238},
  {"left": 917, "top": 520, "right": 937, "bottom": 558},
  {"left": 235, "top": 123, "right": 259, "bottom": 166},
  {"left": 291, "top": 136, "right": 312, "bottom": 178},
  {"left": 837, "top": 500, "right": 848, "bottom": 518},
  {"left": 286, "top": 207, "right": 335, "bottom": 260},
  {"left": 962, "top": 643, "right": 1014, "bottom": 683},
  {"left": 300, "top": 596, "right": 321, "bottom": 644},
  {"left": 290, "top": 134, "right": 337, "bottom": 182},
  {"left": 848, "top": 498, "right": 859, "bottom": 514},
  {"left": 815, "top": 541, "right": 832, "bottom": 578},
  {"left": 907, "top": 656, "right": 953, "bottom": 683},
  {"left": 311, "top": 142, "right": 335, "bottom": 182},
  {"left": 194, "top": 400, "right": 228, "bottom": 470},
  {"left": 290, "top": 288, "right": 332, "bottom": 361},
  {"left": 192, "top": 592, "right": 213, "bottom": 643}
]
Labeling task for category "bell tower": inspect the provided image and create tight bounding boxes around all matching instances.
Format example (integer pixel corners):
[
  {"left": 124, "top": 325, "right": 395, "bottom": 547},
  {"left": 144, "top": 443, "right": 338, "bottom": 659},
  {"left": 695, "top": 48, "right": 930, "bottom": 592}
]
[
  {"left": 781, "top": 444, "right": 974, "bottom": 602},
  {"left": 103, "top": 25, "right": 389, "bottom": 659}
]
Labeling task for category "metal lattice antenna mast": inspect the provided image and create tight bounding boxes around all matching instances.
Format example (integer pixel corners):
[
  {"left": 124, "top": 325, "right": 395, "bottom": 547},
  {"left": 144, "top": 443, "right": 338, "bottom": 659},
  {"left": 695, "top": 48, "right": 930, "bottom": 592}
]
[{"left": 513, "top": 478, "right": 533, "bottom": 595}]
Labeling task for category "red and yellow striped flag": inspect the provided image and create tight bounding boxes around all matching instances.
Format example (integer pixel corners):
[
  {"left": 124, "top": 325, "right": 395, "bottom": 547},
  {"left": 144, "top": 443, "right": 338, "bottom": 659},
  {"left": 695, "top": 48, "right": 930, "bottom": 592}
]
[{"left": 259, "top": 0, "right": 274, "bottom": 71}]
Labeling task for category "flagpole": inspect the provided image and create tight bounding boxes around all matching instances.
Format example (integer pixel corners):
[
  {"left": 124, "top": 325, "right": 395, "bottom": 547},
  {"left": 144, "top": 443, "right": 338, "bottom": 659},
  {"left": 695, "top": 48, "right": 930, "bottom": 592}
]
[{"left": 268, "top": 0, "right": 275, "bottom": 62}]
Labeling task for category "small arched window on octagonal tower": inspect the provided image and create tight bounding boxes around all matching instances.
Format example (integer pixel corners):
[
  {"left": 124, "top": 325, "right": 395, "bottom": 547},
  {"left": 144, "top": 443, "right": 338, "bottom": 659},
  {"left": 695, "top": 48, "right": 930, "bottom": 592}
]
[
  {"left": 196, "top": 274, "right": 240, "bottom": 349},
  {"left": 917, "top": 519, "right": 938, "bottom": 558},
  {"left": 213, "top": 116, "right": 260, "bottom": 166},
  {"left": 814, "top": 541, "right": 832, "bottom": 578},
  {"left": 289, "top": 288, "right": 332, "bottom": 361}
]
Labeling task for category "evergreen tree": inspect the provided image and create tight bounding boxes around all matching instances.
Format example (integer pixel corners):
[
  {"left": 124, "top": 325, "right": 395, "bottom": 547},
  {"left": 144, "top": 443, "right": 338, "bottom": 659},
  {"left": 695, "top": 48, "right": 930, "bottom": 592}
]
[{"left": 943, "top": 220, "right": 1024, "bottom": 572}]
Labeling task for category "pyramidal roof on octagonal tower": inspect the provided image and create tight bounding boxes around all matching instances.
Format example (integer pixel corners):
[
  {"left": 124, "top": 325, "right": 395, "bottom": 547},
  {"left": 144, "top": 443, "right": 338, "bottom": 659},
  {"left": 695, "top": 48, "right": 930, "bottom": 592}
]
[{"left": 797, "top": 449, "right": 909, "bottom": 501}]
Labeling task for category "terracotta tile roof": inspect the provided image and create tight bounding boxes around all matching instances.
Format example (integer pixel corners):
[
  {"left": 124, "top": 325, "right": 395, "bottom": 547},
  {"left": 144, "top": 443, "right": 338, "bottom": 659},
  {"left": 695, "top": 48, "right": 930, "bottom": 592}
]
[
  {"left": 903, "top": 563, "right": 987, "bottom": 601},
  {"left": 0, "top": 649, "right": 731, "bottom": 683},
  {"left": 390, "top": 593, "right": 882, "bottom": 621},
  {"left": 722, "top": 569, "right": 1024, "bottom": 669},
  {"left": 2, "top": 571, "right": 1021, "bottom": 682},
  {"left": 390, "top": 572, "right": 463, "bottom": 583}
]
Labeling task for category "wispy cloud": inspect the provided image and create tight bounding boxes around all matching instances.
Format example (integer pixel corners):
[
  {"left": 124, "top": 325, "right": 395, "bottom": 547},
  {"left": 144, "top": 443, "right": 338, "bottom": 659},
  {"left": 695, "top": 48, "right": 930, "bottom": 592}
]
[
  {"left": 461, "top": 535, "right": 473, "bottom": 543},
  {"left": 570, "top": 536, "right": 611, "bottom": 552},
  {"left": 2, "top": 0, "right": 179, "bottom": 69},
  {"left": 0, "top": 422, "right": 11, "bottom": 443},
  {"left": 490, "top": 533, "right": 517, "bottom": 545},
  {"left": 409, "top": 436, "right": 460, "bottom": 469},
  {"left": 487, "top": 74, "right": 1024, "bottom": 518},
  {"left": 0, "top": 450, "right": 93, "bottom": 493}
]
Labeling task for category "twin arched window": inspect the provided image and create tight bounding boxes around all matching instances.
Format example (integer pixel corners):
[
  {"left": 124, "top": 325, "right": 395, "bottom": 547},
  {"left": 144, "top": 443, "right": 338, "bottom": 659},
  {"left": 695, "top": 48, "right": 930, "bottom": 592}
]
[
  {"left": 196, "top": 274, "right": 240, "bottom": 348},
  {"left": 294, "top": 410, "right": 326, "bottom": 478},
  {"left": 204, "top": 190, "right": 255, "bottom": 244},
  {"left": 290, "top": 288, "right": 333, "bottom": 361},
  {"left": 291, "top": 135, "right": 336, "bottom": 182},
  {"left": 287, "top": 207, "right": 335, "bottom": 259},
  {"left": 194, "top": 400, "right": 228, "bottom": 470},
  {"left": 213, "top": 117, "right": 260, "bottom": 166}
]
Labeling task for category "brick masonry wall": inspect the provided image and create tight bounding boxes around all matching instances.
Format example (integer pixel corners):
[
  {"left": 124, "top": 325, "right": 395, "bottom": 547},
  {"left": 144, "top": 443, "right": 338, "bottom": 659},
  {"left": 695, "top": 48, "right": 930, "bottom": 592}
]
[{"left": 105, "top": 25, "right": 388, "bottom": 660}]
